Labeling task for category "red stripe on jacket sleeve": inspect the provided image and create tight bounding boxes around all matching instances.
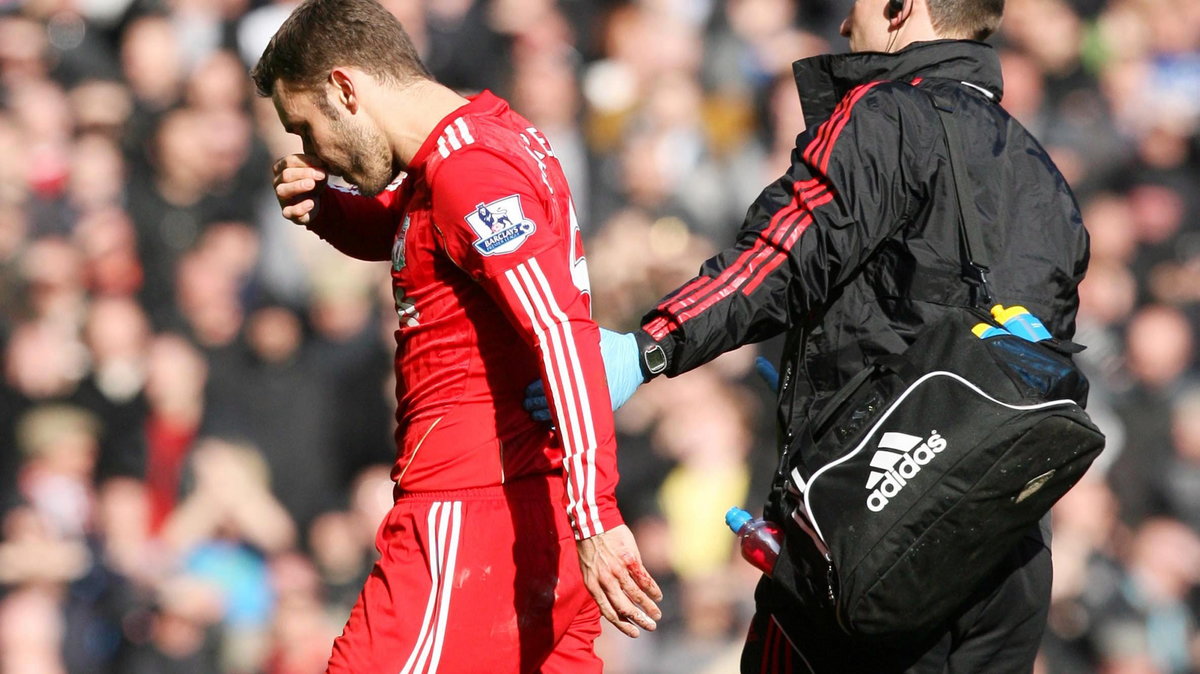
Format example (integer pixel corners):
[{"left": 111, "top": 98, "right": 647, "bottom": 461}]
[{"left": 644, "top": 81, "right": 885, "bottom": 340}]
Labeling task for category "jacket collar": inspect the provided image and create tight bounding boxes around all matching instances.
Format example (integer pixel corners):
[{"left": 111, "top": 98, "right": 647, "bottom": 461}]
[{"left": 792, "top": 40, "right": 1003, "bottom": 128}]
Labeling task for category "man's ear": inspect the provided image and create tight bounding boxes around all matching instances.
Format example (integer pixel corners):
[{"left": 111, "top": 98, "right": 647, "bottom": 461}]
[
  {"left": 329, "top": 67, "right": 359, "bottom": 114},
  {"left": 887, "top": 0, "right": 911, "bottom": 26}
]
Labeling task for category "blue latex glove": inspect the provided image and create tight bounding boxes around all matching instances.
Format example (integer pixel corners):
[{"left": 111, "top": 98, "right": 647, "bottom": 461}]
[
  {"left": 599, "top": 328, "right": 643, "bottom": 410},
  {"left": 523, "top": 328, "right": 645, "bottom": 423},
  {"left": 523, "top": 379, "right": 553, "bottom": 423},
  {"left": 755, "top": 356, "right": 780, "bottom": 394}
]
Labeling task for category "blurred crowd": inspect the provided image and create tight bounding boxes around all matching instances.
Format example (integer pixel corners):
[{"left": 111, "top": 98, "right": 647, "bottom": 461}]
[{"left": 0, "top": 0, "right": 1197, "bottom": 672}]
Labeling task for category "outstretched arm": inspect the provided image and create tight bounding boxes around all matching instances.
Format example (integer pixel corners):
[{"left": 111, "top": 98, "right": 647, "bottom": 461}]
[{"left": 639, "top": 82, "right": 933, "bottom": 378}]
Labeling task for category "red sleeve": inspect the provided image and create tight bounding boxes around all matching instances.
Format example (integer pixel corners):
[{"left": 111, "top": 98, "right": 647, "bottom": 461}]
[
  {"left": 432, "top": 148, "right": 623, "bottom": 540},
  {"left": 303, "top": 178, "right": 408, "bottom": 262}
]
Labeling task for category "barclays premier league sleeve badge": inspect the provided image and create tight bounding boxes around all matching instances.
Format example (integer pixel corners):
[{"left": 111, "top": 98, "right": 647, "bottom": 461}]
[{"left": 466, "top": 195, "right": 537, "bottom": 256}]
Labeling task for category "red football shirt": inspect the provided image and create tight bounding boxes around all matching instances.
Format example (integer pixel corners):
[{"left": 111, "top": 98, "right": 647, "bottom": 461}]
[{"left": 304, "top": 92, "right": 621, "bottom": 539}]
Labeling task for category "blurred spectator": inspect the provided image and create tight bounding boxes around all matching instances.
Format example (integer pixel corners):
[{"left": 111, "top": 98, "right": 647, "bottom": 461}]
[
  {"left": 161, "top": 436, "right": 295, "bottom": 558},
  {"left": 203, "top": 300, "right": 341, "bottom": 530},
  {"left": 119, "top": 14, "right": 185, "bottom": 120},
  {"left": 173, "top": 244, "right": 246, "bottom": 349},
  {"left": 0, "top": 502, "right": 90, "bottom": 588},
  {"left": 67, "top": 79, "right": 134, "bottom": 141},
  {"left": 653, "top": 370, "right": 754, "bottom": 580},
  {"left": 307, "top": 268, "right": 395, "bottom": 486},
  {"left": 76, "top": 295, "right": 151, "bottom": 480},
  {"left": 1109, "top": 305, "right": 1196, "bottom": 526},
  {"left": 14, "top": 403, "right": 101, "bottom": 539},
  {"left": 126, "top": 106, "right": 214, "bottom": 325},
  {"left": 264, "top": 551, "right": 340, "bottom": 674},
  {"left": 1089, "top": 518, "right": 1200, "bottom": 673},
  {"left": 509, "top": 46, "right": 592, "bottom": 221},
  {"left": 0, "top": 584, "right": 72, "bottom": 674},
  {"left": 158, "top": 437, "right": 296, "bottom": 669},
  {"left": 67, "top": 133, "right": 127, "bottom": 215},
  {"left": 1042, "top": 479, "right": 1125, "bottom": 673},
  {"left": 73, "top": 207, "right": 144, "bottom": 297},
  {"left": 116, "top": 575, "right": 225, "bottom": 673},
  {"left": 307, "top": 509, "right": 372, "bottom": 617},
  {"left": 1154, "top": 390, "right": 1200, "bottom": 532},
  {"left": 20, "top": 235, "right": 88, "bottom": 325},
  {"left": 143, "top": 333, "right": 208, "bottom": 532},
  {"left": 62, "top": 477, "right": 153, "bottom": 671}
]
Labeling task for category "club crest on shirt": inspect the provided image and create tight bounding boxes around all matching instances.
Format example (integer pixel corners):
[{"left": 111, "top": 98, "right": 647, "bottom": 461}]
[
  {"left": 465, "top": 195, "right": 536, "bottom": 256},
  {"left": 392, "top": 215, "right": 411, "bottom": 272}
]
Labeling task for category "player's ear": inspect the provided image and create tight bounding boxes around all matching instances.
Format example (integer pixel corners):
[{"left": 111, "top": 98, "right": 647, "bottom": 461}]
[{"left": 329, "top": 67, "right": 359, "bottom": 114}]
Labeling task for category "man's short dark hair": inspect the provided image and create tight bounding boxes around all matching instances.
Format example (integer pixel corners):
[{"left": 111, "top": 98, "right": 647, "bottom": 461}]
[
  {"left": 929, "top": 0, "right": 1005, "bottom": 40},
  {"left": 250, "top": 0, "right": 430, "bottom": 98}
]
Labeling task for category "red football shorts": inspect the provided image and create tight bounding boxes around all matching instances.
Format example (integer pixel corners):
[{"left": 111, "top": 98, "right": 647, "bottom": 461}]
[{"left": 326, "top": 473, "right": 602, "bottom": 674}]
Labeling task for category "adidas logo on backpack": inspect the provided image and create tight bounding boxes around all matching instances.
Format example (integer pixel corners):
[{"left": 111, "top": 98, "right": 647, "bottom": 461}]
[{"left": 865, "top": 430, "right": 948, "bottom": 512}]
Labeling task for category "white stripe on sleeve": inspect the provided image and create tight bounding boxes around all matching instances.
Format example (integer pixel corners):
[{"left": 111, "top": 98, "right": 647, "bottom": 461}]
[
  {"left": 444, "top": 126, "right": 463, "bottom": 151},
  {"left": 505, "top": 263, "right": 590, "bottom": 537},
  {"left": 527, "top": 259, "right": 603, "bottom": 536},
  {"left": 454, "top": 118, "right": 475, "bottom": 145}
]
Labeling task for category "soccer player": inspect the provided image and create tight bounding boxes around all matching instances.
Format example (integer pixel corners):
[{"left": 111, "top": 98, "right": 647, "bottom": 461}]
[{"left": 250, "top": 0, "right": 661, "bottom": 671}]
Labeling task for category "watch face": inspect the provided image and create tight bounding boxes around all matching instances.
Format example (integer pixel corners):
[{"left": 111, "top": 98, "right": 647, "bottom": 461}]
[{"left": 643, "top": 345, "right": 667, "bottom": 374}]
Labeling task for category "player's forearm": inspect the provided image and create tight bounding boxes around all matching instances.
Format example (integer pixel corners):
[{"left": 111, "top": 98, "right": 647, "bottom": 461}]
[
  {"left": 529, "top": 314, "right": 625, "bottom": 540},
  {"left": 484, "top": 262, "right": 625, "bottom": 539},
  {"left": 304, "top": 186, "right": 396, "bottom": 262},
  {"left": 559, "top": 446, "right": 624, "bottom": 541}
]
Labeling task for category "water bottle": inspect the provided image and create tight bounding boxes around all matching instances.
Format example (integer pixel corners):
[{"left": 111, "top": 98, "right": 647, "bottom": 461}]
[
  {"left": 725, "top": 507, "right": 783, "bottom": 577},
  {"left": 971, "top": 322, "right": 1010, "bottom": 340},
  {"left": 991, "top": 305, "right": 1053, "bottom": 342}
]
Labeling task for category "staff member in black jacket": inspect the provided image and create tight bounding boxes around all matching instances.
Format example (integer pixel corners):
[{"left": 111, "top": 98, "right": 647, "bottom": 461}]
[{"left": 584, "top": 0, "right": 1090, "bottom": 671}]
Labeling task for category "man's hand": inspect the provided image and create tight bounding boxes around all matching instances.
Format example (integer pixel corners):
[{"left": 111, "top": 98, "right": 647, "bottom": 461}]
[
  {"left": 272, "top": 153, "right": 328, "bottom": 225},
  {"left": 599, "top": 329, "right": 644, "bottom": 410},
  {"left": 523, "top": 328, "right": 646, "bottom": 422},
  {"left": 575, "top": 524, "right": 663, "bottom": 638}
]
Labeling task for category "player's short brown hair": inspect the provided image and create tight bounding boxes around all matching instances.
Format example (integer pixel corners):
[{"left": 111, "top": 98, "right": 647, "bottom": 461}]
[
  {"left": 928, "top": 0, "right": 1005, "bottom": 40},
  {"left": 251, "top": 0, "right": 430, "bottom": 98}
]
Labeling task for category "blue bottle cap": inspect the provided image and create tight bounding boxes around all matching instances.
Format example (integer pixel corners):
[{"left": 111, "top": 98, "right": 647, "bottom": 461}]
[{"left": 725, "top": 507, "right": 752, "bottom": 533}]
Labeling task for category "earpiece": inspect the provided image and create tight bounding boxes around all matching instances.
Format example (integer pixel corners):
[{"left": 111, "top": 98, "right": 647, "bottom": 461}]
[{"left": 887, "top": 0, "right": 905, "bottom": 18}]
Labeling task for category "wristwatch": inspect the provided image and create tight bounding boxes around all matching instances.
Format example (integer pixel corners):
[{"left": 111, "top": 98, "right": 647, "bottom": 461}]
[
  {"left": 641, "top": 342, "right": 667, "bottom": 377},
  {"left": 634, "top": 330, "right": 668, "bottom": 380}
]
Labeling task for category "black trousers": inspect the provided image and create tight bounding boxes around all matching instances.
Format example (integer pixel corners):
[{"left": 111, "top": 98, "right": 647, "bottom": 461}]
[{"left": 741, "top": 533, "right": 1052, "bottom": 674}]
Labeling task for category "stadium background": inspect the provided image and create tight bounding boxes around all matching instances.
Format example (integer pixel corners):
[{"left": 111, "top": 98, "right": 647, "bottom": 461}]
[{"left": 0, "top": 0, "right": 1198, "bottom": 671}]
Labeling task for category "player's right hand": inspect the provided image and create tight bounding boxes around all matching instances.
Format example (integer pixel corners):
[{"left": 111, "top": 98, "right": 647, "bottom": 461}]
[
  {"left": 272, "top": 153, "right": 328, "bottom": 225},
  {"left": 575, "top": 524, "right": 663, "bottom": 639}
]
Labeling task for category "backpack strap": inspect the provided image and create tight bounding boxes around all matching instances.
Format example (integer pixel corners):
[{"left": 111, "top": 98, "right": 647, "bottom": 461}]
[{"left": 929, "top": 95, "right": 995, "bottom": 309}]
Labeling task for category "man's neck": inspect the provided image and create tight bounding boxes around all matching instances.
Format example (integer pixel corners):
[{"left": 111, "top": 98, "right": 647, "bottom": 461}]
[
  {"left": 886, "top": 3, "right": 944, "bottom": 54},
  {"left": 378, "top": 79, "right": 471, "bottom": 168},
  {"left": 890, "top": 27, "right": 944, "bottom": 53}
]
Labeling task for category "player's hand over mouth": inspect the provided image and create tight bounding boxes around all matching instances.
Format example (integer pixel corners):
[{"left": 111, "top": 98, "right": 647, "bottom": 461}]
[{"left": 272, "top": 153, "right": 328, "bottom": 225}]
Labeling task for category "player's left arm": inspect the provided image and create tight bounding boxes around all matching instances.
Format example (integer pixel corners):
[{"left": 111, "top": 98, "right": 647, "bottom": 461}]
[{"left": 431, "top": 147, "right": 661, "bottom": 636}]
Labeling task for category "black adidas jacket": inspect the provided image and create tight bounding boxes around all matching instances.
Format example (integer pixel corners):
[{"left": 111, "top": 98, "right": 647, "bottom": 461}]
[{"left": 636, "top": 40, "right": 1090, "bottom": 448}]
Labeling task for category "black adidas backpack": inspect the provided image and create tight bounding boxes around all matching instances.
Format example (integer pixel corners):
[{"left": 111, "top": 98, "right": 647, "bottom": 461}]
[{"left": 762, "top": 96, "right": 1106, "bottom": 641}]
